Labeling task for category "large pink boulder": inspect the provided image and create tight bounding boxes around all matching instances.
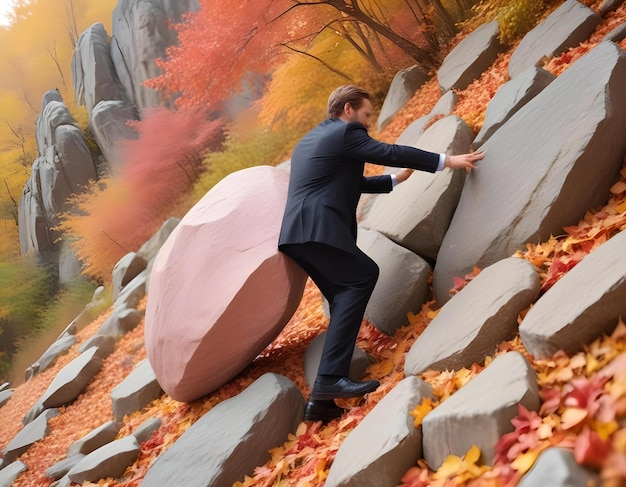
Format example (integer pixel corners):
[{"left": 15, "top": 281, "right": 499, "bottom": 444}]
[{"left": 144, "top": 166, "right": 307, "bottom": 402}]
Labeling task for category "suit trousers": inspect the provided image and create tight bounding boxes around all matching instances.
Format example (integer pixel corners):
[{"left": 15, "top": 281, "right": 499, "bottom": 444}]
[{"left": 280, "top": 242, "right": 379, "bottom": 377}]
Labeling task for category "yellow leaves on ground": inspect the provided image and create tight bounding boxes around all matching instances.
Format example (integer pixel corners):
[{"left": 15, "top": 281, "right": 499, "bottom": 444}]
[
  {"left": 434, "top": 445, "right": 490, "bottom": 483},
  {"left": 410, "top": 397, "right": 436, "bottom": 427}
]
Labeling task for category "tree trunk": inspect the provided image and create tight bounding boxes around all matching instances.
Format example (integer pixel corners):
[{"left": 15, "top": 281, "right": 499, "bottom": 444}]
[{"left": 320, "top": 0, "right": 439, "bottom": 72}]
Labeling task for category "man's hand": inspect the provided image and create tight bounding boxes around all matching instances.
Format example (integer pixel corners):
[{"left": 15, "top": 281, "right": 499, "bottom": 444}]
[
  {"left": 444, "top": 150, "right": 485, "bottom": 172},
  {"left": 395, "top": 168, "right": 414, "bottom": 183}
]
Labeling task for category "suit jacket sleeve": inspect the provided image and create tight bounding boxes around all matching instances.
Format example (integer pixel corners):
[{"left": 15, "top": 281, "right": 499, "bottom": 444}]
[
  {"left": 360, "top": 175, "right": 393, "bottom": 194},
  {"left": 344, "top": 122, "right": 439, "bottom": 172}
]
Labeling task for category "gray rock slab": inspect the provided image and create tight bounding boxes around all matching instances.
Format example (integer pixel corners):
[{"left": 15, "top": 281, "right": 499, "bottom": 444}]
[
  {"left": 433, "top": 41, "right": 626, "bottom": 305},
  {"left": 111, "top": 359, "right": 163, "bottom": 421},
  {"left": 406, "top": 258, "right": 540, "bottom": 375},
  {"left": 520, "top": 228, "right": 626, "bottom": 359},
  {"left": 0, "top": 461, "right": 27, "bottom": 487},
  {"left": 304, "top": 331, "right": 371, "bottom": 387},
  {"left": 438, "top": 21, "right": 501, "bottom": 92},
  {"left": 112, "top": 252, "right": 147, "bottom": 300},
  {"left": 377, "top": 65, "right": 428, "bottom": 130},
  {"left": 325, "top": 377, "right": 433, "bottom": 487},
  {"left": 358, "top": 229, "right": 431, "bottom": 335},
  {"left": 72, "top": 22, "right": 123, "bottom": 116},
  {"left": 78, "top": 334, "right": 116, "bottom": 357},
  {"left": 114, "top": 271, "right": 146, "bottom": 310},
  {"left": 362, "top": 115, "right": 473, "bottom": 261},
  {"left": 0, "top": 381, "right": 9, "bottom": 391},
  {"left": 0, "top": 389, "right": 12, "bottom": 408},
  {"left": 37, "top": 334, "right": 77, "bottom": 373},
  {"left": 68, "top": 420, "right": 121, "bottom": 456},
  {"left": 141, "top": 373, "right": 304, "bottom": 487},
  {"left": 131, "top": 418, "right": 161, "bottom": 444},
  {"left": 395, "top": 90, "right": 458, "bottom": 150},
  {"left": 474, "top": 66, "right": 555, "bottom": 147},
  {"left": 22, "top": 401, "right": 45, "bottom": 425},
  {"left": 97, "top": 306, "right": 143, "bottom": 338},
  {"left": 46, "top": 454, "right": 86, "bottom": 480},
  {"left": 2, "top": 409, "right": 59, "bottom": 463},
  {"left": 68, "top": 435, "right": 140, "bottom": 484},
  {"left": 40, "top": 346, "right": 102, "bottom": 409},
  {"left": 599, "top": 0, "right": 624, "bottom": 16},
  {"left": 508, "top": 0, "right": 602, "bottom": 78},
  {"left": 90, "top": 100, "right": 139, "bottom": 165},
  {"left": 137, "top": 216, "right": 180, "bottom": 265},
  {"left": 422, "top": 351, "right": 540, "bottom": 469},
  {"left": 518, "top": 447, "right": 600, "bottom": 487},
  {"left": 605, "top": 22, "right": 626, "bottom": 42}
]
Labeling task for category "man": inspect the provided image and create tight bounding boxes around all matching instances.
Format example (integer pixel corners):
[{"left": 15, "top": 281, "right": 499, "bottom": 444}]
[{"left": 278, "top": 85, "right": 484, "bottom": 422}]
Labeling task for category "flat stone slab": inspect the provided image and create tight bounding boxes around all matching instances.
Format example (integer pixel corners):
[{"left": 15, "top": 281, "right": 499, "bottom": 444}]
[
  {"left": 46, "top": 454, "right": 85, "bottom": 481},
  {"left": 141, "top": 373, "right": 304, "bottom": 487},
  {"left": 378, "top": 65, "right": 428, "bottom": 130},
  {"left": 2, "top": 409, "right": 59, "bottom": 463},
  {"left": 520, "top": 229, "right": 626, "bottom": 359},
  {"left": 422, "top": 352, "right": 540, "bottom": 469},
  {"left": 67, "top": 420, "right": 121, "bottom": 456},
  {"left": 433, "top": 41, "right": 626, "bottom": 304},
  {"left": 518, "top": 447, "right": 599, "bottom": 486},
  {"left": 0, "top": 461, "right": 27, "bottom": 487},
  {"left": 145, "top": 166, "right": 307, "bottom": 401},
  {"left": 396, "top": 91, "right": 457, "bottom": 146},
  {"left": 474, "top": 66, "right": 555, "bottom": 147},
  {"left": 438, "top": 21, "right": 501, "bottom": 92},
  {"left": 362, "top": 115, "right": 473, "bottom": 262},
  {"left": 111, "top": 359, "right": 163, "bottom": 421},
  {"left": 36, "top": 334, "right": 76, "bottom": 374},
  {"left": 112, "top": 252, "right": 147, "bottom": 299},
  {"left": 67, "top": 435, "right": 140, "bottom": 484},
  {"left": 325, "top": 377, "right": 433, "bottom": 487},
  {"left": 40, "top": 346, "right": 102, "bottom": 409},
  {"left": 508, "top": 0, "right": 601, "bottom": 78},
  {"left": 358, "top": 229, "right": 431, "bottom": 335},
  {"left": 405, "top": 258, "right": 540, "bottom": 375},
  {"left": 0, "top": 388, "right": 12, "bottom": 408}
]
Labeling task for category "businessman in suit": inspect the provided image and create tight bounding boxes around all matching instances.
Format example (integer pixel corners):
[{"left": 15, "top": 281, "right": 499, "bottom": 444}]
[{"left": 278, "top": 85, "right": 484, "bottom": 422}]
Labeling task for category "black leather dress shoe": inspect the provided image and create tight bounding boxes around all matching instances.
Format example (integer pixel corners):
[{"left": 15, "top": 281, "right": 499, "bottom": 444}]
[
  {"left": 304, "top": 399, "right": 344, "bottom": 422},
  {"left": 311, "top": 377, "right": 380, "bottom": 400}
]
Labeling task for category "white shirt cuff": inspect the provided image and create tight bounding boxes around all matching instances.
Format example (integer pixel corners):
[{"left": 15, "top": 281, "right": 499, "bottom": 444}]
[
  {"left": 390, "top": 174, "right": 398, "bottom": 187},
  {"left": 437, "top": 153, "right": 446, "bottom": 171}
]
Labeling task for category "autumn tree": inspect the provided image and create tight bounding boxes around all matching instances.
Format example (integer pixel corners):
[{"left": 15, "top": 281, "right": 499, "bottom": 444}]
[
  {"left": 146, "top": 0, "right": 477, "bottom": 112},
  {"left": 58, "top": 107, "right": 222, "bottom": 281}
]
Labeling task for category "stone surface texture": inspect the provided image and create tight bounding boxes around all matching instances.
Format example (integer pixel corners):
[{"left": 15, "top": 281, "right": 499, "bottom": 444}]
[
  {"left": 433, "top": 41, "right": 626, "bottom": 304},
  {"left": 422, "top": 352, "right": 540, "bottom": 469},
  {"left": 405, "top": 258, "right": 540, "bottom": 375},
  {"left": 520, "top": 228, "right": 626, "bottom": 358},
  {"left": 325, "top": 377, "right": 433, "bottom": 487},
  {"left": 508, "top": 0, "right": 602, "bottom": 77}
]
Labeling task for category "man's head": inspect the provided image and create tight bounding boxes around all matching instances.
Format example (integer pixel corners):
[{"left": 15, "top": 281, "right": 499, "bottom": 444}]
[{"left": 327, "top": 85, "right": 373, "bottom": 128}]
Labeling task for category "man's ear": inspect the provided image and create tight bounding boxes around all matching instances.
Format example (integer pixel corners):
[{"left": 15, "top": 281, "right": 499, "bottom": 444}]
[{"left": 343, "top": 102, "right": 352, "bottom": 116}]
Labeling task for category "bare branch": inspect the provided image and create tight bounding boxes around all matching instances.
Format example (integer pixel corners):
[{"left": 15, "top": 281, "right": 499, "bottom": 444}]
[{"left": 280, "top": 42, "right": 353, "bottom": 81}]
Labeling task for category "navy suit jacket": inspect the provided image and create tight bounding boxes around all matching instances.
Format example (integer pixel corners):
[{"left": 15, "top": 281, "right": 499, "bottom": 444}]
[{"left": 278, "top": 118, "right": 440, "bottom": 254}]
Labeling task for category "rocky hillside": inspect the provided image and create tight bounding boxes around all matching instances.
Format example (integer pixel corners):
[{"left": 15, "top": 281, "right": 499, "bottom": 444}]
[{"left": 2, "top": 0, "right": 626, "bottom": 486}]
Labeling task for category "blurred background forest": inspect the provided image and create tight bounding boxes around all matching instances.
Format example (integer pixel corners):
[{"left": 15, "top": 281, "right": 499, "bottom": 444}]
[{"left": 0, "top": 0, "right": 557, "bottom": 384}]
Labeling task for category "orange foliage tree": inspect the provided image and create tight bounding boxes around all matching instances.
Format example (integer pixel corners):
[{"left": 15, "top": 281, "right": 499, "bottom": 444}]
[
  {"left": 58, "top": 108, "right": 222, "bottom": 282},
  {"left": 146, "top": 0, "right": 462, "bottom": 111}
]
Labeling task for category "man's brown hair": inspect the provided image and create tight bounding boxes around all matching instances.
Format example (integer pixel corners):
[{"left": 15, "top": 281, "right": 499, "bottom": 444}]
[{"left": 327, "top": 85, "right": 371, "bottom": 118}]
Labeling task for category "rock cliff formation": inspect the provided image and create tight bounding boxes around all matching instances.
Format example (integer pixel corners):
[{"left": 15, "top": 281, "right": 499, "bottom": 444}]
[{"left": 18, "top": 0, "right": 199, "bottom": 281}]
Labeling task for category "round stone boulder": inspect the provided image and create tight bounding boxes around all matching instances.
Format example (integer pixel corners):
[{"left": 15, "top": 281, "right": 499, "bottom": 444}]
[{"left": 144, "top": 165, "right": 307, "bottom": 402}]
